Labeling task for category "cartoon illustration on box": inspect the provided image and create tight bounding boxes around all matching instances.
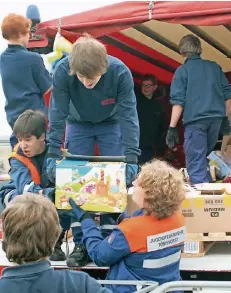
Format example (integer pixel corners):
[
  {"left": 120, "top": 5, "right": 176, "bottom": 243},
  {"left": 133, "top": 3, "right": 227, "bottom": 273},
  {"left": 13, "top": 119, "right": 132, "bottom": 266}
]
[{"left": 55, "top": 161, "right": 127, "bottom": 213}]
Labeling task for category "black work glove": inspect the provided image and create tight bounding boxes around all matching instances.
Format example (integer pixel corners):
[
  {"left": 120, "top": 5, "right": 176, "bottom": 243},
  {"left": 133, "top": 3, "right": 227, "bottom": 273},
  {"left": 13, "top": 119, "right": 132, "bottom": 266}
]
[
  {"left": 220, "top": 117, "right": 231, "bottom": 136},
  {"left": 166, "top": 127, "right": 179, "bottom": 149}
]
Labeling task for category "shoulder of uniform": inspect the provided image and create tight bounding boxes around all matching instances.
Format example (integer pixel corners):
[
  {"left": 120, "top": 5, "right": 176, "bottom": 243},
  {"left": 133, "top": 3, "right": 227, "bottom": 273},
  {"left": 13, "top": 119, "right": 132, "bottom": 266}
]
[
  {"left": 204, "top": 59, "right": 221, "bottom": 69},
  {"left": 108, "top": 55, "right": 130, "bottom": 73},
  {"left": 53, "top": 56, "right": 70, "bottom": 78},
  {"left": 175, "top": 64, "right": 186, "bottom": 73},
  {"left": 25, "top": 50, "right": 42, "bottom": 61},
  {"left": 119, "top": 212, "right": 185, "bottom": 236},
  {"left": 118, "top": 216, "right": 146, "bottom": 234}
]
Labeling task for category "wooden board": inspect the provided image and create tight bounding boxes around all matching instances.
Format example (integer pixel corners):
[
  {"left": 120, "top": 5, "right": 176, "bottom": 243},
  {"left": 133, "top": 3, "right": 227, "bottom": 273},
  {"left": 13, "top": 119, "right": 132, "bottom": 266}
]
[{"left": 187, "top": 232, "right": 231, "bottom": 242}]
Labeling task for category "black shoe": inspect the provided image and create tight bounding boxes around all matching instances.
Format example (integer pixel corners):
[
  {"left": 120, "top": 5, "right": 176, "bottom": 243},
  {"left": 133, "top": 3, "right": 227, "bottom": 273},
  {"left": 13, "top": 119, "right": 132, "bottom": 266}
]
[
  {"left": 50, "top": 247, "right": 66, "bottom": 261},
  {"left": 66, "top": 243, "right": 91, "bottom": 267},
  {"left": 50, "top": 230, "right": 66, "bottom": 261}
]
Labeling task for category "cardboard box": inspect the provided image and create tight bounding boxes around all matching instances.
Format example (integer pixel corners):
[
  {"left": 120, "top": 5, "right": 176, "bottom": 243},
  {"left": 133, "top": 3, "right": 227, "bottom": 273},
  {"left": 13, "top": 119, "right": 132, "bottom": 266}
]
[
  {"left": 55, "top": 159, "right": 127, "bottom": 213},
  {"left": 181, "top": 186, "right": 231, "bottom": 233}
]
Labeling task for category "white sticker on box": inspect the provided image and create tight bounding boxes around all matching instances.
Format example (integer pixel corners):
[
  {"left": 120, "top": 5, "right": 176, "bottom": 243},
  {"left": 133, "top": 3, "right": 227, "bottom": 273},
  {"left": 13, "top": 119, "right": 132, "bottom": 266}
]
[
  {"left": 147, "top": 227, "right": 186, "bottom": 252},
  {"left": 56, "top": 168, "right": 72, "bottom": 186},
  {"left": 184, "top": 241, "right": 200, "bottom": 254}
]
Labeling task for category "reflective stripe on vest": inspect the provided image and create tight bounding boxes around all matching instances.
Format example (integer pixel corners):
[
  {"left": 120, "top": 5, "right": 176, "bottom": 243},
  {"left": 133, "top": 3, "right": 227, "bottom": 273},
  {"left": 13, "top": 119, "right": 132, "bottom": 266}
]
[
  {"left": 9, "top": 144, "right": 41, "bottom": 185},
  {"left": 143, "top": 250, "right": 181, "bottom": 269}
]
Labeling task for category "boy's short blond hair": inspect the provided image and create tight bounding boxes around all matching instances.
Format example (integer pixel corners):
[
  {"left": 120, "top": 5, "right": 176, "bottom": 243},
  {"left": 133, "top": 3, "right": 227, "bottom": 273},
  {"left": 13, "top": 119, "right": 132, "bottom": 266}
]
[
  {"left": 69, "top": 33, "right": 108, "bottom": 78},
  {"left": 2, "top": 194, "right": 61, "bottom": 264},
  {"left": 137, "top": 160, "right": 185, "bottom": 219}
]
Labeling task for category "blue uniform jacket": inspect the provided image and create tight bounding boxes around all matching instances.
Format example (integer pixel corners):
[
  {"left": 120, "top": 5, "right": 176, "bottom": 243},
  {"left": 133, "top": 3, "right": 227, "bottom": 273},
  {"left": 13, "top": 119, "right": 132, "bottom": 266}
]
[
  {"left": 0, "top": 44, "right": 52, "bottom": 128},
  {"left": 81, "top": 209, "right": 185, "bottom": 293},
  {"left": 0, "top": 145, "right": 54, "bottom": 204},
  {"left": 47, "top": 55, "right": 140, "bottom": 163},
  {"left": 170, "top": 54, "right": 231, "bottom": 125},
  {"left": 0, "top": 260, "right": 111, "bottom": 293}
]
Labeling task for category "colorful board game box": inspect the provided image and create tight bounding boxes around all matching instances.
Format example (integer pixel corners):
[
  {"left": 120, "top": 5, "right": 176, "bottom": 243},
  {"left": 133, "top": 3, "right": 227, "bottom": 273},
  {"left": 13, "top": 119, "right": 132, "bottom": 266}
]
[{"left": 55, "top": 158, "right": 127, "bottom": 213}]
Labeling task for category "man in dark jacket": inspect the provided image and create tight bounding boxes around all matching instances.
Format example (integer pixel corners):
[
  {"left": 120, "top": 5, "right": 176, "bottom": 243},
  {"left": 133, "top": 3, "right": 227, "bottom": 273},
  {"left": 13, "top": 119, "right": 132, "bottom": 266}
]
[{"left": 136, "top": 74, "right": 165, "bottom": 164}]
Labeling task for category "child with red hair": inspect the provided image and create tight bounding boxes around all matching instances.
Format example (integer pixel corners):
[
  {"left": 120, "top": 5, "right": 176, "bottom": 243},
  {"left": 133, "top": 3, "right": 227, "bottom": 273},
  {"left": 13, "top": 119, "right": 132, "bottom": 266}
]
[{"left": 0, "top": 13, "right": 51, "bottom": 149}]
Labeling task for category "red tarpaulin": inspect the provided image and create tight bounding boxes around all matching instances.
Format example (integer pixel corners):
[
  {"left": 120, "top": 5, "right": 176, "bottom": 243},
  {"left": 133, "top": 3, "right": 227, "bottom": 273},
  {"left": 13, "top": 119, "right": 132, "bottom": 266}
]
[{"left": 29, "top": 1, "right": 231, "bottom": 48}]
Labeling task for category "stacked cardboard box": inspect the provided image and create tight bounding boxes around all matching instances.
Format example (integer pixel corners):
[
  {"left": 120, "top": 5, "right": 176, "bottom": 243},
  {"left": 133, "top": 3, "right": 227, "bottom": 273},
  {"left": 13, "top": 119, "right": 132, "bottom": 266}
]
[{"left": 182, "top": 183, "right": 231, "bottom": 233}]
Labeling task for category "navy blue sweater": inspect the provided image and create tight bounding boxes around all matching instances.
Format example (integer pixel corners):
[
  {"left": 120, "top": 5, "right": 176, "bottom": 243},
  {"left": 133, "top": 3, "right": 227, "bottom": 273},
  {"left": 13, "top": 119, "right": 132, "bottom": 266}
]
[
  {"left": 48, "top": 55, "right": 140, "bottom": 163},
  {"left": 170, "top": 54, "right": 231, "bottom": 125},
  {"left": 0, "top": 260, "right": 111, "bottom": 293},
  {"left": 0, "top": 44, "right": 51, "bottom": 128}
]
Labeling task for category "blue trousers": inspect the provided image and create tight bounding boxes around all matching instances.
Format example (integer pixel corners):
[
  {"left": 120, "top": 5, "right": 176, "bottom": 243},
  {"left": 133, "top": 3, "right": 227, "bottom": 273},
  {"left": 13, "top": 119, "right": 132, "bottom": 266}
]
[
  {"left": 184, "top": 118, "right": 222, "bottom": 185},
  {"left": 62, "top": 121, "right": 124, "bottom": 243}
]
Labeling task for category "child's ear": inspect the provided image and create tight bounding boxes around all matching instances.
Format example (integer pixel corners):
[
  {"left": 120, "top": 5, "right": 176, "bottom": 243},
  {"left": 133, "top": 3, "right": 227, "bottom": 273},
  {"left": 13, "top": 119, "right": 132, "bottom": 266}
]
[{"left": 40, "top": 133, "right": 46, "bottom": 142}]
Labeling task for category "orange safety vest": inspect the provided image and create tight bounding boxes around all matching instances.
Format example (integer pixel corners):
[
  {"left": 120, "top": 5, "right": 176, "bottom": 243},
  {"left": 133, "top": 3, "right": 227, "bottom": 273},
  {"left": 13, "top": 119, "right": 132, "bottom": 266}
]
[{"left": 9, "top": 144, "right": 41, "bottom": 185}]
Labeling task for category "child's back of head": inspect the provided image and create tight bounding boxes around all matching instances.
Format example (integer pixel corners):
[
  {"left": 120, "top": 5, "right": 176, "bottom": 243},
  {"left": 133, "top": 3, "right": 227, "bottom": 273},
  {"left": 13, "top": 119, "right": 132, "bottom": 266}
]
[
  {"left": 134, "top": 160, "right": 185, "bottom": 219},
  {"left": 2, "top": 194, "right": 60, "bottom": 264},
  {"left": 0, "top": 195, "right": 111, "bottom": 293}
]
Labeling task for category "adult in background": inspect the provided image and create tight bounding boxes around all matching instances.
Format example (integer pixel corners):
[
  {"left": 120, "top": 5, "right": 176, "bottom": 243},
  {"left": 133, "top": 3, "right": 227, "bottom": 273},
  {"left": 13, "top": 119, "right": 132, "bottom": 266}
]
[
  {"left": 136, "top": 74, "right": 165, "bottom": 164},
  {"left": 46, "top": 34, "right": 140, "bottom": 267},
  {"left": 166, "top": 34, "right": 231, "bottom": 184},
  {"left": 0, "top": 13, "right": 52, "bottom": 149}
]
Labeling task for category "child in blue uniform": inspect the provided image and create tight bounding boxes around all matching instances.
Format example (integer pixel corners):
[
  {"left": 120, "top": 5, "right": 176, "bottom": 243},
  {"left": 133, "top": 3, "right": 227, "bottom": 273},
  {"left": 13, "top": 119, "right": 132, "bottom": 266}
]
[
  {"left": 46, "top": 34, "right": 140, "bottom": 267},
  {"left": 166, "top": 34, "right": 231, "bottom": 184},
  {"left": 0, "top": 194, "right": 110, "bottom": 293},
  {"left": 0, "top": 13, "right": 51, "bottom": 149},
  {"left": 0, "top": 110, "right": 53, "bottom": 203},
  {"left": 0, "top": 110, "right": 65, "bottom": 261},
  {"left": 70, "top": 160, "right": 186, "bottom": 293}
]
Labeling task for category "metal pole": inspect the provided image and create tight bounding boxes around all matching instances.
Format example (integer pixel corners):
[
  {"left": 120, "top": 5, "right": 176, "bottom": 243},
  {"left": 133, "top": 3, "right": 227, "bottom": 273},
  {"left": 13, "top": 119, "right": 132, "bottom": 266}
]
[{"left": 149, "top": 281, "right": 231, "bottom": 293}]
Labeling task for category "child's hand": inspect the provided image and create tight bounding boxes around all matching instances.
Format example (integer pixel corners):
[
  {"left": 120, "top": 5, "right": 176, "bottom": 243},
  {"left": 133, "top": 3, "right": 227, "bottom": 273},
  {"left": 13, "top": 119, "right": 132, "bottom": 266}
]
[{"left": 69, "top": 198, "right": 93, "bottom": 222}]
